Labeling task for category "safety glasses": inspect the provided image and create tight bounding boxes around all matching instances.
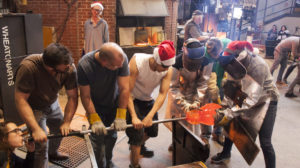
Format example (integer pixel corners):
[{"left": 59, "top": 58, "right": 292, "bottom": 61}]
[{"left": 6, "top": 128, "right": 22, "bottom": 136}]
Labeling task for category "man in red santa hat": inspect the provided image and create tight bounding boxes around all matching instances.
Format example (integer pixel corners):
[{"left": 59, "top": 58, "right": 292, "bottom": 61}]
[{"left": 125, "top": 40, "right": 175, "bottom": 168}]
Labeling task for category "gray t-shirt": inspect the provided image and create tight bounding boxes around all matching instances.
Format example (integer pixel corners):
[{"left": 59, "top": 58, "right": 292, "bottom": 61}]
[
  {"left": 77, "top": 51, "right": 129, "bottom": 125},
  {"left": 245, "top": 55, "right": 279, "bottom": 101},
  {"left": 84, "top": 18, "right": 109, "bottom": 53}
]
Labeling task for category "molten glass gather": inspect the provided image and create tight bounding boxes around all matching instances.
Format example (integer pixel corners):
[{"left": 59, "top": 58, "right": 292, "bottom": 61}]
[{"left": 186, "top": 103, "right": 222, "bottom": 125}]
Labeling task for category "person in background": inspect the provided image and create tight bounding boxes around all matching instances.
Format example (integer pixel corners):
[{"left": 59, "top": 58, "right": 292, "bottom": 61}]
[
  {"left": 0, "top": 122, "right": 35, "bottom": 168},
  {"left": 84, "top": 1, "right": 109, "bottom": 54},
  {"left": 126, "top": 40, "right": 175, "bottom": 168},
  {"left": 184, "top": 10, "right": 209, "bottom": 42},
  {"left": 270, "top": 36, "right": 300, "bottom": 85},
  {"left": 14, "top": 43, "right": 78, "bottom": 167},
  {"left": 77, "top": 42, "right": 129, "bottom": 168},
  {"left": 277, "top": 25, "right": 290, "bottom": 41},
  {"left": 267, "top": 25, "right": 278, "bottom": 40}
]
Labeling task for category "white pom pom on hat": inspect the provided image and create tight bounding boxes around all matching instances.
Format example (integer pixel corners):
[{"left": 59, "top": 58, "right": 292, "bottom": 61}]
[
  {"left": 91, "top": 1, "right": 104, "bottom": 11},
  {"left": 153, "top": 40, "right": 176, "bottom": 66}
]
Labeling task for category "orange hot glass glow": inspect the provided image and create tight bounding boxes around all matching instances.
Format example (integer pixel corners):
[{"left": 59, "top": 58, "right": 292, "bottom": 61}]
[
  {"left": 186, "top": 103, "right": 222, "bottom": 125},
  {"left": 135, "top": 43, "right": 149, "bottom": 47}
]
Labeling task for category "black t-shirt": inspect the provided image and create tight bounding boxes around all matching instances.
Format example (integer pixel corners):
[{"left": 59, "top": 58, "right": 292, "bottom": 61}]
[
  {"left": 172, "top": 54, "right": 184, "bottom": 70},
  {"left": 77, "top": 51, "right": 129, "bottom": 125}
]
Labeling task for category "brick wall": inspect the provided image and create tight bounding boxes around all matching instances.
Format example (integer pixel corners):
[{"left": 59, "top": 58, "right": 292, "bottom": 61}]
[
  {"left": 165, "top": 0, "right": 178, "bottom": 44},
  {"left": 18, "top": 0, "right": 177, "bottom": 63},
  {"left": 18, "top": 0, "right": 116, "bottom": 64}
]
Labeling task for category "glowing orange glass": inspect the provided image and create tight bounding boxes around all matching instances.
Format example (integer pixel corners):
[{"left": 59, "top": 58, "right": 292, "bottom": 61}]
[{"left": 186, "top": 103, "right": 222, "bottom": 125}]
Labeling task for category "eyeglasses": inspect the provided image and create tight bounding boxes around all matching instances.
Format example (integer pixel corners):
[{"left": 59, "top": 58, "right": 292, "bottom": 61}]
[
  {"left": 6, "top": 128, "right": 22, "bottom": 136},
  {"left": 93, "top": 8, "right": 102, "bottom": 13}
]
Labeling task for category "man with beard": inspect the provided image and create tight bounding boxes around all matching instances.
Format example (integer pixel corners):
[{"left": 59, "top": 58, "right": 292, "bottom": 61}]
[{"left": 15, "top": 43, "right": 78, "bottom": 167}]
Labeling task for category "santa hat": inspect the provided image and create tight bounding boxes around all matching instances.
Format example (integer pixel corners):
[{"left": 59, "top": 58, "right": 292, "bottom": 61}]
[
  {"left": 223, "top": 41, "right": 253, "bottom": 56},
  {"left": 153, "top": 40, "right": 175, "bottom": 66},
  {"left": 91, "top": 1, "right": 104, "bottom": 11}
]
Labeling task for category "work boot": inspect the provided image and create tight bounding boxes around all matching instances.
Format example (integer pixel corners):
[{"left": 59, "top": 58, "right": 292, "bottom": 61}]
[
  {"left": 49, "top": 151, "right": 69, "bottom": 161},
  {"left": 140, "top": 145, "right": 154, "bottom": 158},
  {"left": 285, "top": 92, "right": 297, "bottom": 98},
  {"left": 211, "top": 152, "right": 231, "bottom": 164}
]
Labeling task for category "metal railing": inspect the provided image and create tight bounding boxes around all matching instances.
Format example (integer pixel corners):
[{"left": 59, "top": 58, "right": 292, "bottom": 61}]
[{"left": 256, "top": 0, "right": 296, "bottom": 23}]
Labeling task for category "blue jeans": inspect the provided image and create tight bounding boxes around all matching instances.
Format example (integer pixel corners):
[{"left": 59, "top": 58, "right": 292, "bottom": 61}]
[
  {"left": 221, "top": 101, "right": 277, "bottom": 168},
  {"left": 90, "top": 130, "right": 117, "bottom": 168},
  {"left": 33, "top": 100, "right": 64, "bottom": 168},
  {"left": 271, "top": 49, "right": 289, "bottom": 81},
  {"left": 287, "top": 63, "right": 300, "bottom": 94}
]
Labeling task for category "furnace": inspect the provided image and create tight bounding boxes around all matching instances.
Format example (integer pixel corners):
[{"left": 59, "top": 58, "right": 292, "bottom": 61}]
[{"left": 116, "top": 0, "right": 169, "bottom": 60}]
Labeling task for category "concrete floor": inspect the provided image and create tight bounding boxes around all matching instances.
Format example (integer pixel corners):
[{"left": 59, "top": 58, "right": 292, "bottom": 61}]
[{"left": 30, "top": 55, "right": 300, "bottom": 168}]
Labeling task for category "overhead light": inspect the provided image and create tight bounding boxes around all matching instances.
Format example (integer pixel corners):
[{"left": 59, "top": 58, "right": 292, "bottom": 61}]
[{"left": 233, "top": 7, "right": 243, "bottom": 19}]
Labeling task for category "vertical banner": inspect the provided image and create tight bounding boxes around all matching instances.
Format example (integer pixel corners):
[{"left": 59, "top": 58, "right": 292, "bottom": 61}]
[{"left": 0, "top": 14, "right": 43, "bottom": 124}]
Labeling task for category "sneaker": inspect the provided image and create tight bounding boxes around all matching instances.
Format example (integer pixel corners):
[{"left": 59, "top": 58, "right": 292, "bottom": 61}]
[
  {"left": 168, "top": 144, "right": 173, "bottom": 152},
  {"left": 276, "top": 81, "right": 287, "bottom": 86},
  {"left": 49, "top": 151, "right": 69, "bottom": 161},
  {"left": 106, "top": 161, "right": 118, "bottom": 168},
  {"left": 211, "top": 152, "right": 230, "bottom": 164},
  {"left": 140, "top": 145, "right": 154, "bottom": 158},
  {"left": 129, "top": 164, "right": 141, "bottom": 168},
  {"left": 285, "top": 92, "right": 297, "bottom": 98}
]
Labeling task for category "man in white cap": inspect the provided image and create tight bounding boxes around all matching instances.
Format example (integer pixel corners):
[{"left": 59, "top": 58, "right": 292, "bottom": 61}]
[
  {"left": 125, "top": 40, "right": 175, "bottom": 168},
  {"left": 84, "top": 1, "right": 109, "bottom": 53}
]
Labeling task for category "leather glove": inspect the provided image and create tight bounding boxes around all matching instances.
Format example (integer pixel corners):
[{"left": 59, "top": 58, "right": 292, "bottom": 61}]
[
  {"left": 88, "top": 113, "right": 107, "bottom": 135},
  {"left": 112, "top": 108, "right": 127, "bottom": 131},
  {"left": 214, "top": 108, "right": 234, "bottom": 126}
]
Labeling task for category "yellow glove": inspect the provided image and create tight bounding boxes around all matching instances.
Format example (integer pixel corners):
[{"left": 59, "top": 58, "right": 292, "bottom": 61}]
[
  {"left": 88, "top": 113, "right": 101, "bottom": 124},
  {"left": 208, "top": 72, "right": 219, "bottom": 102},
  {"left": 113, "top": 108, "right": 127, "bottom": 131},
  {"left": 116, "top": 108, "right": 127, "bottom": 120},
  {"left": 88, "top": 113, "right": 107, "bottom": 135}
]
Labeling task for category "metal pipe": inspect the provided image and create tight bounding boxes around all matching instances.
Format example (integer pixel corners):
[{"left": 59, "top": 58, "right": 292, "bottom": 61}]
[{"left": 28, "top": 117, "right": 186, "bottom": 141}]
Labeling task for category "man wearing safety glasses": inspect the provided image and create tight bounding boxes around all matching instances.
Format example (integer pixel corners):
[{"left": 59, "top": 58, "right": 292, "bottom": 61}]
[
  {"left": 84, "top": 1, "right": 109, "bottom": 54},
  {"left": 14, "top": 43, "right": 78, "bottom": 167}
]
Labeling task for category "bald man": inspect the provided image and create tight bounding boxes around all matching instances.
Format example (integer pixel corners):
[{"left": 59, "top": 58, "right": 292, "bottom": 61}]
[{"left": 77, "top": 42, "right": 130, "bottom": 168}]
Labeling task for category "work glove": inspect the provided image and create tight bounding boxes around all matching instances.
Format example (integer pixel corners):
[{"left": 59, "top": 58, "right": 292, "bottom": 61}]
[
  {"left": 88, "top": 113, "right": 107, "bottom": 135},
  {"left": 214, "top": 108, "right": 236, "bottom": 126},
  {"left": 112, "top": 108, "right": 127, "bottom": 131}
]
